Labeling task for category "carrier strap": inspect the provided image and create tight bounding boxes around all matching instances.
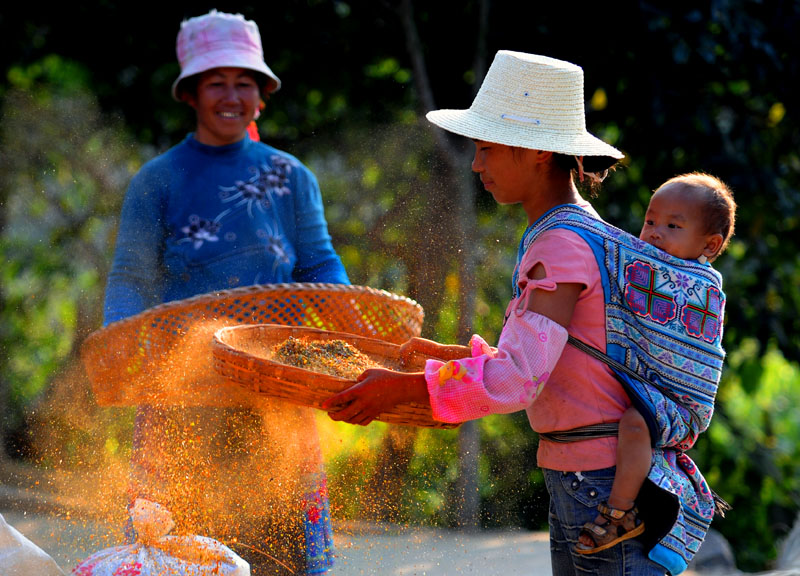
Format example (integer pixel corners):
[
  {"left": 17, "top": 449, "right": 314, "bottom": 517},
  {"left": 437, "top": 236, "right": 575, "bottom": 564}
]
[
  {"left": 567, "top": 335, "right": 703, "bottom": 433},
  {"left": 538, "top": 422, "right": 620, "bottom": 444}
]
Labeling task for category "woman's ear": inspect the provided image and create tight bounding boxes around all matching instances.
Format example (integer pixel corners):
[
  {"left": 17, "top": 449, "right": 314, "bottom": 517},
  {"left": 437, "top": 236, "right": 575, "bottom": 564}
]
[
  {"left": 534, "top": 150, "right": 554, "bottom": 165},
  {"left": 703, "top": 233, "right": 724, "bottom": 261}
]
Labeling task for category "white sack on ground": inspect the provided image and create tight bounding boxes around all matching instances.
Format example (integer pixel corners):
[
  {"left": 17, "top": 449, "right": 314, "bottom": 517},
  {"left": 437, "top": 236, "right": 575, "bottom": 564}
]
[
  {"left": 71, "top": 499, "right": 249, "bottom": 576},
  {"left": 0, "top": 512, "right": 65, "bottom": 576}
]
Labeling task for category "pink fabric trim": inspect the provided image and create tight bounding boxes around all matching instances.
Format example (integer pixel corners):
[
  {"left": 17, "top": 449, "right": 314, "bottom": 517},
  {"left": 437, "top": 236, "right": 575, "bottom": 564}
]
[
  {"left": 514, "top": 277, "right": 557, "bottom": 316},
  {"left": 425, "top": 311, "right": 568, "bottom": 423}
]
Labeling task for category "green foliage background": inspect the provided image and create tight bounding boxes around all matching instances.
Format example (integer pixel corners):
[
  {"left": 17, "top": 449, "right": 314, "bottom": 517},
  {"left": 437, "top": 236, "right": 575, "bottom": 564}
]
[{"left": 1, "top": 1, "right": 799, "bottom": 571}]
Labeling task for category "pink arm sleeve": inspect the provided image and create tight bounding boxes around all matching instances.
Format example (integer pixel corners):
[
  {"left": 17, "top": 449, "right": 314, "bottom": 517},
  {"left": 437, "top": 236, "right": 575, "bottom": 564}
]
[{"left": 424, "top": 280, "right": 568, "bottom": 423}]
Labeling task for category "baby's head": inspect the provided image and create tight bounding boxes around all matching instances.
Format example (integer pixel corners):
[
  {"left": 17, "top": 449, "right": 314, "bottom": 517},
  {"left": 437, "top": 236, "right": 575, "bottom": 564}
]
[{"left": 640, "top": 172, "right": 736, "bottom": 263}]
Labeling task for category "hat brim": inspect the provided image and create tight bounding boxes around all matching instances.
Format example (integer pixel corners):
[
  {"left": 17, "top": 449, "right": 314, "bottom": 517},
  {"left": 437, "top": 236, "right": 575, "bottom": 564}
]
[
  {"left": 426, "top": 108, "right": 624, "bottom": 159},
  {"left": 171, "top": 49, "right": 281, "bottom": 101}
]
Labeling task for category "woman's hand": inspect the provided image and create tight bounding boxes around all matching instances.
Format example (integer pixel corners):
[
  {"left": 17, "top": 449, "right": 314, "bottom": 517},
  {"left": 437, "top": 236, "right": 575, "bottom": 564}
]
[
  {"left": 398, "top": 337, "right": 470, "bottom": 365},
  {"left": 321, "top": 368, "right": 428, "bottom": 426}
]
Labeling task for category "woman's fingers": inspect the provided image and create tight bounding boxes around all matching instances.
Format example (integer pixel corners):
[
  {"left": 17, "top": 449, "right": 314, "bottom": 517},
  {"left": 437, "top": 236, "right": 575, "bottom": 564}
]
[
  {"left": 327, "top": 402, "right": 363, "bottom": 424},
  {"left": 323, "top": 377, "right": 377, "bottom": 425},
  {"left": 325, "top": 395, "right": 377, "bottom": 426},
  {"left": 399, "top": 337, "right": 471, "bottom": 364},
  {"left": 321, "top": 369, "right": 375, "bottom": 412},
  {"left": 398, "top": 337, "right": 423, "bottom": 365},
  {"left": 399, "top": 337, "right": 443, "bottom": 366},
  {"left": 321, "top": 389, "right": 353, "bottom": 412}
]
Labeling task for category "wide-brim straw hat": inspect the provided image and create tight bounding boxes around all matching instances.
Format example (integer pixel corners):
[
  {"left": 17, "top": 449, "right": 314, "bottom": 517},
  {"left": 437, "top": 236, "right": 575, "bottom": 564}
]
[
  {"left": 426, "top": 51, "right": 623, "bottom": 159},
  {"left": 171, "top": 10, "right": 281, "bottom": 101}
]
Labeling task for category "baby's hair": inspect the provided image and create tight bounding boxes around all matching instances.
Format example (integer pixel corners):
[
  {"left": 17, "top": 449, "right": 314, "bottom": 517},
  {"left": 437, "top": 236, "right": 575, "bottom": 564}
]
[{"left": 658, "top": 172, "right": 737, "bottom": 262}]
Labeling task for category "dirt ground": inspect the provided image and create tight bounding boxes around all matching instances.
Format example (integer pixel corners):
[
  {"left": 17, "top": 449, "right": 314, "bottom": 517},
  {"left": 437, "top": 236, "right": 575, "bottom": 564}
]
[
  {"left": 1, "top": 478, "right": 716, "bottom": 575},
  {"left": 2, "top": 508, "right": 552, "bottom": 575},
  {"left": 2, "top": 508, "right": 719, "bottom": 576},
  {"left": 0, "top": 460, "right": 555, "bottom": 574}
]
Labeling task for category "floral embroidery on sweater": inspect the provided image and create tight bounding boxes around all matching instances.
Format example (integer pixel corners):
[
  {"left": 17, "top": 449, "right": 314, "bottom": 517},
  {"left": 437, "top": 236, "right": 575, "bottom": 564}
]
[{"left": 179, "top": 156, "right": 298, "bottom": 252}]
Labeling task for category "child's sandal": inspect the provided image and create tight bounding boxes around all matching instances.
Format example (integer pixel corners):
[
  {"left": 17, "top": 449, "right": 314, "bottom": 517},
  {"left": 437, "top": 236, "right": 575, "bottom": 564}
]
[{"left": 574, "top": 501, "right": 645, "bottom": 555}]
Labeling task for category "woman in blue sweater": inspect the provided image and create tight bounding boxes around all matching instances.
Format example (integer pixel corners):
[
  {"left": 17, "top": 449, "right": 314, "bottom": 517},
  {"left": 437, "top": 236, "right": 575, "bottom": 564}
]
[{"left": 103, "top": 10, "right": 347, "bottom": 575}]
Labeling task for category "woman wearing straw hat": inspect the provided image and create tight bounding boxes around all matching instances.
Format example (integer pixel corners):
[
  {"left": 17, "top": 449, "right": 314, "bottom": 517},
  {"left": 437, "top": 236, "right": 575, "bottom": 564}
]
[
  {"left": 104, "top": 10, "right": 346, "bottom": 575},
  {"left": 324, "top": 51, "right": 669, "bottom": 574}
]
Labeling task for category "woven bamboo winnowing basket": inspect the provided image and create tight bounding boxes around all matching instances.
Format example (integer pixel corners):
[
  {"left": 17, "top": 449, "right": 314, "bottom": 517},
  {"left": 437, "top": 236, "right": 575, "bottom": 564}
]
[
  {"left": 212, "top": 324, "right": 458, "bottom": 429},
  {"left": 81, "top": 283, "right": 424, "bottom": 408}
]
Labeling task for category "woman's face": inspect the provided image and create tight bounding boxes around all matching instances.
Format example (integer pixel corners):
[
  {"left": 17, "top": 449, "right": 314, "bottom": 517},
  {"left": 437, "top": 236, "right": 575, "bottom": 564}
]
[
  {"left": 471, "top": 140, "right": 540, "bottom": 205},
  {"left": 187, "top": 67, "right": 261, "bottom": 147}
]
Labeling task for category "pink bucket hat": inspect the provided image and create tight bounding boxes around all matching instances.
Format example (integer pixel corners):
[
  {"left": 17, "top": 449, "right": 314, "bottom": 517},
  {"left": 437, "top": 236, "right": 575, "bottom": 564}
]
[{"left": 171, "top": 10, "right": 281, "bottom": 101}]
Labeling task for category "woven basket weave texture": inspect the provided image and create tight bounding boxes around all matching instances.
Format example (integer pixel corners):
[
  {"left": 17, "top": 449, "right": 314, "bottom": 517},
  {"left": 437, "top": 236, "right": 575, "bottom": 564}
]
[{"left": 81, "top": 283, "right": 424, "bottom": 407}]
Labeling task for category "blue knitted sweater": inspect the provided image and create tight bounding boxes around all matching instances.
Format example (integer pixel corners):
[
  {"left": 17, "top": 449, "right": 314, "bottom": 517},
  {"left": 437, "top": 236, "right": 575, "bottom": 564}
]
[{"left": 104, "top": 134, "right": 348, "bottom": 324}]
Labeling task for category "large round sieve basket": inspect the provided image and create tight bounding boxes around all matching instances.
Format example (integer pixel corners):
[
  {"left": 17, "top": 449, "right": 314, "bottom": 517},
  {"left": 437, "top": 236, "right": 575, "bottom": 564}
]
[
  {"left": 212, "top": 324, "right": 457, "bottom": 429},
  {"left": 81, "top": 283, "right": 424, "bottom": 407}
]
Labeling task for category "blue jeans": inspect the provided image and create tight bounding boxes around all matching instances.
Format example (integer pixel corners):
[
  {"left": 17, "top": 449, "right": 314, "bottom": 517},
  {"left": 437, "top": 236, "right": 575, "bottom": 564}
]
[{"left": 542, "top": 467, "right": 666, "bottom": 576}]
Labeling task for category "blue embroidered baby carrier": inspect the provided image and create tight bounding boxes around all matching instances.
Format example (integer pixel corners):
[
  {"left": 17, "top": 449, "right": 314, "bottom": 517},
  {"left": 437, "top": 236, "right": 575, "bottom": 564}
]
[{"left": 516, "top": 204, "right": 729, "bottom": 575}]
